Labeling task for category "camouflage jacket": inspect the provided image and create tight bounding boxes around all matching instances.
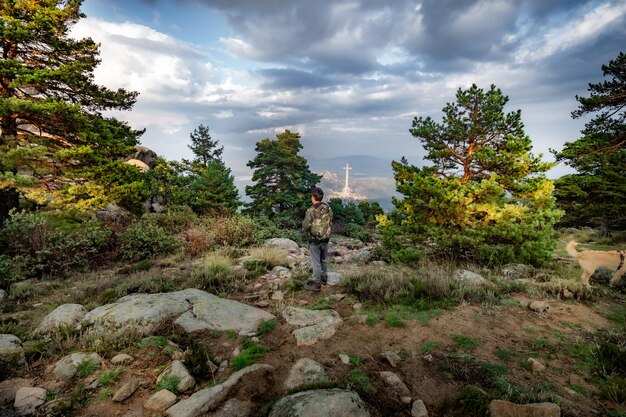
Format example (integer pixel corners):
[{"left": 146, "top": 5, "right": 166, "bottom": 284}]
[{"left": 303, "top": 202, "right": 333, "bottom": 243}]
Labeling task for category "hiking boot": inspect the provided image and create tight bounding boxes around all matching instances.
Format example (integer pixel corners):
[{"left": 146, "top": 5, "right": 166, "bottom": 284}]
[
  {"left": 321, "top": 275, "right": 328, "bottom": 285},
  {"left": 304, "top": 280, "right": 321, "bottom": 291}
]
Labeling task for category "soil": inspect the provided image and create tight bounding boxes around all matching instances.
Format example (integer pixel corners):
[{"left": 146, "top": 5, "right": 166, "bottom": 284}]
[{"left": 2, "top": 261, "right": 626, "bottom": 417}]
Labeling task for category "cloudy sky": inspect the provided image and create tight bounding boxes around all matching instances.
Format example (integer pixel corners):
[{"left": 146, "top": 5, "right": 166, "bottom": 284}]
[{"left": 74, "top": 0, "right": 626, "bottom": 183}]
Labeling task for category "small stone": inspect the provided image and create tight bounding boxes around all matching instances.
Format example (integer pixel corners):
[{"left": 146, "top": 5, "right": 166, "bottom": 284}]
[
  {"left": 0, "top": 378, "right": 34, "bottom": 406},
  {"left": 271, "top": 291, "right": 284, "bottom": 301},
  {"left": 113, "top": 378, "right": 141, "bottom": 402},
  {"left": 348, "top": 315, "right": 368, "bottom": 325},
  {"left": 379, "top": 371, "right": 411, "bottom": 399},
  {"left": 284, "top": 358, "right": 329, "bottom": 389},
  {"left": 251, "top": 337, "right": 260, "bottom": 343},
  {"left": 326, "top": 272, "right": 343, "bottom": 286},
  {"left": 528, "top": 358, "right": 546, "bottom": 373},
  {"left": 529, "top": 301, "right": 550, "bottom": 313},
  {"left": 569, "top": 374, "right": 585, "bottom": 386},
  {"left": 143, "top": 389, "right": 177, "bottom": 412},
  {"left": 232, "top": 347, "right": 241, "bottom": 357},
  {"left": 255, "top": 300, "right": 271, "bottom": 308},
  {"left": 111, "top": 354, "right": 134, "bottom": 365},
  {"left": 156, "top": 360, "right": 195, "bottom": 393},
  {"left": 381, "top": 351, "right": 402, "bottom": 368},
  {"left": 422, "top": 354, "right": 433, "bottom": 362},
  {"left": 412, "top": 399, "right": 428, "bottom": 417},
  {"left": 562, "top": 289, "right": 573, "bottom": 299},
  {"left": 353, "top": 303, "right": 363, "bottom": 310},
  {"left": 14, "top": 387, "right": 46, "bottom": 415},
  {"left": 339, "top": 354, "right": 350, "bottom": 365}
]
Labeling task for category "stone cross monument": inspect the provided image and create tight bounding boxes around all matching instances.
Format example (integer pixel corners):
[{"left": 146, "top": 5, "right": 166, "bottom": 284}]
[{"left": 342, "top": 162, "right": 351, "bottom": 194}]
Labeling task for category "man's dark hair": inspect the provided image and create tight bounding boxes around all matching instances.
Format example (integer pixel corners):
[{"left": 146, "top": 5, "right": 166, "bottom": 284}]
[{"left": 311, "top": 187, "right": 324, "bottom": 201}]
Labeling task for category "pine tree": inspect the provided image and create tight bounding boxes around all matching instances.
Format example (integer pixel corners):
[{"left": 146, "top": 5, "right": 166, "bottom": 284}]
[
  {"left": 553, "top": 52, "right": 626, "bottom": 230},
  {"left": 245, "top": 130, "right": 320, "bottom": 228},
  {"left": 185, "top": 124, "right": 223, "bottom": 169},
  {"left": 382, "top": 85, "right": 562, "bottom": 265},
  {"left": 0, "top": 0, "right": 143, "bottom": 210}
]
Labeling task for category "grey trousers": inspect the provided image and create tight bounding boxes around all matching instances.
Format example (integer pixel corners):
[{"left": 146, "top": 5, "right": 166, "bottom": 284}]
[{"left": 309, "top": 241, "right": 328, "bottom": 283}]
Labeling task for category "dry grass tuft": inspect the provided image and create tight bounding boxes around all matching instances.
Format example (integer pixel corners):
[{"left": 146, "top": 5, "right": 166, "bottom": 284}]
[{"left": 249, "top": 246, "right": 291, "bottom": 269}]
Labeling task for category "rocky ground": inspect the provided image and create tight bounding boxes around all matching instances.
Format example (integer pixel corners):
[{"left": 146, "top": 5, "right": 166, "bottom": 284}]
[{"left": 0, "top": 236, "right": 625, "bottom": 417}]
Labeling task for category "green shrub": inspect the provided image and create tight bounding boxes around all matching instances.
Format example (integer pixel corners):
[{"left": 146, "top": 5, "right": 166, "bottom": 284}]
[
  {"left": 348, "top": 370, "right": 375, "bottom": 393},
  {"left": 183, "top": 339, "right": 215, "bottom": 379},
  {"left": 448, "top": 385, "right": 490, "bottom": 417},
  {"left": 117, "top": 259, "right": 153, "bottom": 275},
  {"left": 452, "top": 334, "right": 479, "bottom": 350},
  {"left": 345, "top": 223, "right": 373, "bottom": 243},
  {"left": 392, "top": 247, "right": 424, "bottom": 266},
  {"left": 141, "top": 207, "right": 198, "bottom": 234},
  {"left": 98, "top": 367, "right": 125, "bottom": 386},
  {"left": 1, "top": 211, "right": 113, "bottom": 277},
  {"left": 186, "top": 266, "right": 247, "bottom": 295},
  {"left": 0, "top": 254, "right": 23, "bottom": 290},
  {"left": 155, "top": 376, "right": 181, "bottom": 394},
  {"left": 75, "top": 358, "right": 99, "bottom": 377},
  {"left": 231, "top": 339, "right": 270, "bottom": 371},
  {"left": 258, "top": 319, "right": 278, "bottom": 335},
  {"left": 119, "top": 221, "right": 180, "bottom": 261}
]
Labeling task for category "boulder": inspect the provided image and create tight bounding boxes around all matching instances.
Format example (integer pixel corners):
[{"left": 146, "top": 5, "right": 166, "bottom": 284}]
[
  {"left": 95, "top": 203, "right": 133, "bottom": 223},
  {"left": 130, "top": 145, "right": 158, "bottom": 168},
  {"left": 157, "top": 361, "right": 195, "bottom": 393},
  {"left": 269, "top": 389, "right": 370, "bottom": 417},
  {"left": 272, "top": 266, "right": 292, "bottom": 279},
  {"left": 528, "top": 358, "right": 546, "bottom": 373},
  {"left": 34, "top": 304, "right": 87, "bottom": 335},
  {"left": 326, "top": 272, "right": 343, "bottom": 286},
  {"left": 0, "top": 334, "right": 26, "bottom": 369},
  {"left": 381, "top": 351, "right": 402, "bottom": 368},
  {"left": 0, "top": 289, "right": 7, "bottom": 306},
  {"left": 529, "top": 301, "right": 550, "bottom": 313},
  {"left": 379, "top": 371, "right": 412, "bottom": 402},
  {"left": 81, "top": 288, "right": 275, "bottom": 336},
  {"left": 489, "top": 400, "right": 560, "bottom": 417},
  {"left": 284, "top": 358, "right": 329, "bottom": 389},
  {"left": 0, "top": 378, "right": 34, "bottom": 406},
  {"left": 282, "top": 307, "right": 342, "bottom": 346},
  {"left": 144, "top": 389, "right": 177, "bottom": 412},
  {"left": 212, "top": 398, "right": 254, "bottom": 417},
  {"left": 111, "top": 354, "right": 135, "bottom": 365},
  {"left": 113, "top": 378, "right": 141, "bottom": 402},
  {"left": 166, "top": 364, "right": 273, "bottom": 417},
  {"left": 265, "top": 238, "right": 300, "bottom": 253},
  {"left": 412, "top": 399, "right": 428, "bottom": 417},
  {"left": 14, "top": 387, "right": 46, "bottom": 416},
  {"left": 501, "top": 264, "right": 532, "bottom": 280},
  {"left": 52, "top": 352, "right": 102, "bottom": 381},
  {"left": 125, "top": 158, "right": 150, "bottom": 172},
  {"left": 452, "top": 269, "right": 490, "bottom": 286},
  {"left": 351, "top": 249, "right": 372, "bottom": 263}
]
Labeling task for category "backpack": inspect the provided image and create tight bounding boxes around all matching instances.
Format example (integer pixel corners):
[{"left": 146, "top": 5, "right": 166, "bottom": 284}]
[{"left": 309, "top": 203, "right": 332, "bottom": 241}]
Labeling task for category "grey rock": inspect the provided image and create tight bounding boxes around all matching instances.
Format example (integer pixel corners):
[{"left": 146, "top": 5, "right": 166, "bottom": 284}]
[
  {"left": 282, "top": 307, "right": 342, "bottom": 346},
  {"left": 166, "top": 364, "right": 273, "bottom": 417},
  {"left": 529, "top": 301, "right": 550, "bottom": 313},
  {"left": 34, "top": 304, "right": 87, "bottom": 335},
  {"left": 95, "top": 203, "right": 133, "bottom": 222},
  {"left": 0, "top": 289, "right": 7, "bottom": 306},
  {"left": 412, "top": 399, "right": 428, "bottom": 417},
  {"left": 351, "top": 249, "right": 372, "bottom": 263},
  {"left": 0, "top": 334, "right": 26, "bottom": 369},
  {"left": 326, "top": 272, "right": 343, "bottom": 286},
  {"left": 82, "top": 289, "right": 275, "bottom": 337},
  {"left": 452, "top": 269, "right": 490, "bottom": 286},
  {"left": 157, "top": 360, "right": 195, "bottom": 393},
  {"left": 284, "top": 358, "right": 329, "bottom": 389},
  {"left": 379, "top": 371, "right": 411, "bottom": 400},
  {"left": 269, "top": 389, "right": 370, "bottom": 417},
  {"left": 52, "top": 352, "right": 101, "bottom": 381},
  {"left": 130, "top": 145, "right": 158, "bottom": 168},
  {"left": 381, "top": 351, "right": 402, "bottom": 368},
  {"left": 489, "top": 400, "right": 560, "bottom": 417},
  {"left": 528, "top": 358, "right": 546, "bottom": 373},
  {"left": 144, "top": 389, "right": 177, "bottom": 412},
  {"left": 14, "top": 387, "right": 46, "bottom": 416},
  {"left": 113, "top": 378, "right": 141, "bottom": 402},
  {"left": 0, "top": 378, "right": 34, "bottom": 406},
  {"left": 211, "top": 398, "right": 254, "bottom": 417},
  {"left": 271, "top": 266, "right": 292, "bottom": 279},
  {"left": 501, "top": 264, "right": 532, "bottom": 280},
  {"left": 111, "top": 353, "right": 134, "bottom": 365},
  {"left": 264, "top": 238, "right": 300, "bottom": 253}
]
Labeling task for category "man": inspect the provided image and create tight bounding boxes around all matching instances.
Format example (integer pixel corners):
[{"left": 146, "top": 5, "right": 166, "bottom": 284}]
[{"left": 302, "top": 187, "right": 333, "bottom": 291}]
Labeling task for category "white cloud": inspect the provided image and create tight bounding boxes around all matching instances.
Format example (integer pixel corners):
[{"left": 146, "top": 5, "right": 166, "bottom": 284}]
[{"left": 516, "top": 2, "right": 626, "bottom": 63}]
